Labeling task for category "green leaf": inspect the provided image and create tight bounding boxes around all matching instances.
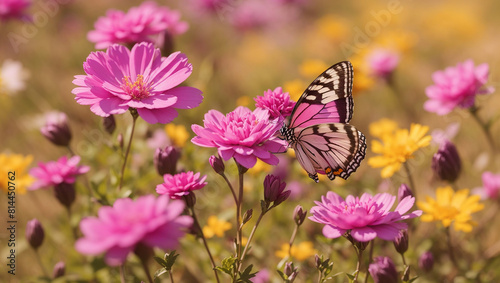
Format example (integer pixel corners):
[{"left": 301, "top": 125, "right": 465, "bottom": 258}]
[
  {"left": 346, "top": 272, "right": 355, "bottom": 282},
  {"left": 408, "top": 276, "right": 419, "bottom": 283},
  {"left": 153, "top": 268, "right": 168, "bottom": 280},
  {"left": 163, "top": 251, "right": 180, "bottom": 270},
  {"left": 153, "top": 256, "right": 168, "bottom": 268}
]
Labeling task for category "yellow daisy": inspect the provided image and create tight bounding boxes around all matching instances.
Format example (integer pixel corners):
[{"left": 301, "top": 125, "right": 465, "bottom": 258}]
[
  {"left": 202, "top": 215, "right": 232, "bottom": 238},
  {"left": 369, "top": 118, "right": 398, "bottom": 139},
  {"left": 417, "top": 187, "right": 484, "bottom": 232},
  {"left": 283, "top": 79, "right": 305, "bottom": 102},
  {"left": 0, "top": 153, "right": 34, "bottom": 194},
  {"left": 275, "top": 241, "right": 318, "bottom": 261},
  {"left": 165, "top": 124, "right": 189, "bottom": 148}
]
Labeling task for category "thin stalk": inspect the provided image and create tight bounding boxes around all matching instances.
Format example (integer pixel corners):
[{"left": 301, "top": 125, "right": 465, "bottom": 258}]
[
  {"left": 363, "top": 241, "right": 373, "bottom": 283},
  {"left": 66, "top": 207, "right": 78, "bottom": 242},
  {"left": 403, "top": 162, "right": 417, "bottom": 200},
  {"left": 34, "top": 249, "right": 49, "bottom": 277},
  {"left": 240, "top": 211, "right": 266, "bottom": 264},
  {"left": 119, "top": 265, "right": 126, "bottom": 283},
  {"left": 222, "top": 174, "right": 238, "bottom": 205},
  {"left": 141, "top": 259, "right": 154, "bottom": 283},
  {"left": 169, "top": 271, "right": 175, "bottom": 282},
  {"left": 234, "top": 165, "right": 245, "bottom": 279},
  {"left": 401, "top": 253, "right": 407, "bottom": 266},
  {"left": 288, "top": 224, "right": 299, "bottom": 259},
  {"left": 354, "top": 247, "right": 363, "bottom": 282},
  {"left": 118, "top": 110, "right": 138, "bottom": 191},
  {"left": 67, "top": 145, "right": 75, "bottom": 156},
  {"left": 190, "top": 207, "right": 220, "bottom": 283},
  {"left": 470, "top": 107, "right": 496, "bottom": 153},
  {"left": 446, "top": 227, "right": 461, "bottom": 273}
]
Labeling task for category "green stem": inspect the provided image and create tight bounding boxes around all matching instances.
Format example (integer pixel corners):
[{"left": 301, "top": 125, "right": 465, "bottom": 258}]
[
  {"left": 354, "top": 247, "right": 363, "bottom": 282},
  {"left": 364, "top": 241, "right": 373, "bottom": 283},
  {"left": 67, "top": 207, "right": 78, "bottom": 242},
  {"left": 222, "top": 174, "right": 238, "bottom": 205},
  {"left": 190, "top": 207, "right": 220, "bottom": 283},
  {"left": 470, "top": 107, "right": 496, "bottom": 153},
  {"left": 403, "top": 162, "right": 417, "bottom": 201},
  {"left": 446, "top": 227, "right": 461, "bottom": 273},
  {"left": 34, "top": 249, "right": 49, "bottom": 277},
  {"left": 240, "top": 211, "right": 265, "bottom": 266},
  {"left": 120, "top": 265, "right": 126, "bottom": 283},
  {"left": 234, "top": 164, "right": 245, "bottom": 278},
  {"left": 288, "top": 223, "right": 299, "bottom": 259},
  {"left": 118, "top": 110, "right": 138, "bottom": 191},
  {"left": 141, "top": 259, "right": 154, "bottom": 283},
  {"left": 169, "top": 270, "right": 175, "bottom": 282}
]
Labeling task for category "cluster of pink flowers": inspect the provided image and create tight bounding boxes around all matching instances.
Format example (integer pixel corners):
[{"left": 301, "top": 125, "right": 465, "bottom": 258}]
[
  {"left": 309, "top": 191, "right": 421, "bottom": 242},
  {"left": 424, "top": 60, "right": 493, "bottom": 115},
  {"left": 191, "top": 106, "right": 286, "bottom": 169},
  {"left": 254, "top": 87, "right": 295, "bottom": 120},
  {"left": 75, "top": 195, "right": 192, "bottom": 266},
  {"left": 88, "top": 1, "right": 188, "bottom": 49},
  {"left": 0, "top": 0, "right": 31, "bottom": 21},
  {"left": 29, "top": 156, "right": 89, "bottom": 190},
  {"left": 156, "top": 171, "right": 207, "bottom": 199},
  {"left": 72, "top": 42, "right": 202, "bottom": 124}
]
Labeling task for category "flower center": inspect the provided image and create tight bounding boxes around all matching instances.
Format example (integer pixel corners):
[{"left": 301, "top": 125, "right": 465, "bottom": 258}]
[{"left": 121, "top": 74, "right": 151, "bottom": 100}]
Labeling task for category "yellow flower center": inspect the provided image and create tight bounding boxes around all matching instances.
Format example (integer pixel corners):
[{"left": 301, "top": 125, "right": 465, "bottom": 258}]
[{"left": 121, "top": 74, "right": 151, "bottom": 100}]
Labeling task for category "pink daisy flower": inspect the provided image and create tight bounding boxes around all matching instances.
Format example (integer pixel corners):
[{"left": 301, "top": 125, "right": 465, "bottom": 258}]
[
  {"left": 365, "top": 48, "right": 400, "bottom": 79},
  {"left": 75, "top": 195, "right": 192, "bottom": 266},
  {"left": 191, "top": 106, "right": 286, "bottom": 169},
  {"left": 29, "top": 156, "right": 89, "bottom": 190},
  {"left": 254, "top": 87, "right": 295, "bottom": 120},
  {"left": 87, "top": 1, "right": 188, "bottom": 49},
  {"left": 0, "top": 0, "right": 31, "bottom": 22},
  {"left": 309, "top": 191, "right": 422, "bottom": 242},
  {"left": 424, "top": 60, "right": 493, "bottom": 115},
  {"left": 72, "top": 42, "right": 203, "bottom": 124},
  {"left": 475, "top": 172, "right": 500, "bottom": 200},
  {"left": 156, "top": 171, "right": 207, "bottom": 199}
]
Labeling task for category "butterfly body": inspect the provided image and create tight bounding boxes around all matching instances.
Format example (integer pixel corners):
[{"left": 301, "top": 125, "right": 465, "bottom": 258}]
[{"left": 281, "top": 61, "right": 366, "bottom": 182}]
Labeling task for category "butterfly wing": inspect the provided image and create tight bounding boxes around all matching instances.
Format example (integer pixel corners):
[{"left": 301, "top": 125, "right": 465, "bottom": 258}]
[
  {"left": 288, "top": 61, "right": 353, "bottom": 129},
  {"left": 291, "top": 123, "right": 366, "bottom": 182}
]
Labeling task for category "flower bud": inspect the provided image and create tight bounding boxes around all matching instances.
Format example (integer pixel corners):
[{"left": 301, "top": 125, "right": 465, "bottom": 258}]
[
  {"left": 41, "top": 112, "right": 72, "bottom": 147},
  {"left": 52, "top": 261, "right": 65, "bottom": 279},
  {"left": 293, "top": 205, "right": 307, "bottom": 226},
  {"left": 102, "top": 115, "right": 116, "bottom": 134},
  {"left": 398, "top": 183, "right": 413, "bottom": 203},
  {"left": 209, "top": 155, "right": 225, "bottom": 175},
  {"left": 284, "top": 262, "right": 298, "bottom": 281},
  {"left": 393, "top": 229, "right": 409, "bottom": 254},
  {"left": 26, "top": 219, "right": 44, "bottom": 250},
  {"left": 54, "top": 182, "right": 76, "bottom": 209},
  {"left": 183, "top": 192, "right": 196, "bottom": 208},
  {"left": 263, "top": 174, "right": 289, "bottom": 206},
  {"left": 243, "top": 209, "right": 253, "bottom": 224},
  {"left": 154, "top": 146, "right": 180, "bottom": 176},
  {"left": 419, "top": 251, "right": 434, "bottom": 272},
  {"left": 432, "top": 140, "right": 461, "bottom": 182},
  {"left": 368, "top": 256, "right": 398, "bottom": 283}
]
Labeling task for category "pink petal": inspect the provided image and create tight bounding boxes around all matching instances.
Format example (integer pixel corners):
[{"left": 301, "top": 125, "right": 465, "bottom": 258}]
[
  {"left": 322, "top": 225, "right": 345, "bottom": 239},
  {"left": 137, "top": 107, "right": 178, "bottom": 124}
]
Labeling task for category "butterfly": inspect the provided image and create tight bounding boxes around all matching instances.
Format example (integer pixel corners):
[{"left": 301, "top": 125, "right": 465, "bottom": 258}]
[{"left": 280, "top": 61, "right": 366, "bottom": 182}]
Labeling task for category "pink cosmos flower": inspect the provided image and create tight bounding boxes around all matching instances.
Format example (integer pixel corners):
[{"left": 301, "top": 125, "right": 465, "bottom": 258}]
[
  {"left": 29, "top": 156, "right": 89, "bottom": 190},
  {"left": 476, "top": 172, "right": 500, "bottom": 200},
  {"left": 88, "top": 1, "right": 188, "bottom": 49},
  {"left": 0, "top": 0, "right": 31, "bottom": 21},
  {"left": 75, "top": 195, "right": 192, "bottom": 266},
  {"left": 424, "top": 60, "right": 493, "bottom": 115},
  {"left": 156, "top": 171, "right": 207, "bottom": 199},
  {"left": 309, "top": 191, "right": 422, "bottom": 242},
  {"left": 254, "top": 87, "right": 296, "bottom": 120},
  {"left": 72, "top": 42, "right": 202, "bottom": 124},
  {"left": 191, "top": 106, "right": 286, "bottom": 168},
  {"left": 366, "top": 48, "right": 400, "bottom": 79}
]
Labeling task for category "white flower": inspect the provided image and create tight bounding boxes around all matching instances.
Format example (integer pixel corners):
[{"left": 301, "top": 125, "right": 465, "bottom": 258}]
[{"left": 0, "top": 59, "right": 29, "bottom": 96}]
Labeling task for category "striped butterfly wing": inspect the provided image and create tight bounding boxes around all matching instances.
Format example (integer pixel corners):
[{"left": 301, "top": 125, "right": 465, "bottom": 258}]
[
  {"left": 288, "top": 61, "right": 353, "bottom": 129},
  {"left": 292, "top": 123, "right": 366, "bottom": 182}
]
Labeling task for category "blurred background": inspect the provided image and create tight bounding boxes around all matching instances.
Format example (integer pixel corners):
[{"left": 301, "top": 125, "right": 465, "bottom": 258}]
[{"left": 1, "top": 0, "right": 500, "bottom": 282}]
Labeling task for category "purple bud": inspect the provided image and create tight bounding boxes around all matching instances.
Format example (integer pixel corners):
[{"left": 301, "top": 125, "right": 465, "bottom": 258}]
[
  {"left": 419, "top": 251, "right": 434, "bottom": 272},
  {"left": 243, "top": 209, "right": 253, "bottom": 224},
  {"left": 102, "top": 115, "right": 116, "bottom": 134},
  {"left": 368, "top": 256, "right": 398, "bottom": 283},
  {"left": 52, "top": 261, "right": 65, "bottom": 279},
  {"left": 293, "top": 205, "right": 307, "bottom": 226},
  {"left": 154, "top": 146, "right": 181, "bottom": 176},
  {"left": 284, "top": 262, "right": 298, "bottom": 281},
  {"left": 209, "top": 155, "right": 225, "bottom": 175},
  {"left": 26, "top": 219, "right": 44, "bottom": 250},
  {"left": 398, "top": 183, "right": 413, "bottom": 203},
  {"left": 54, "top": 182, "right": 76, "bottom": 209},
  {"left": 393, "top": 229, "right": 409, "bottom": 254},
  {"left": 432, "top": 140, "right": 461, "bottom": 182},
  {"left": 41, "top": 112, "right": 72, "bottom": 147},
  {"left": 263, "top": 174, "right": 289, "bottom": 206}
]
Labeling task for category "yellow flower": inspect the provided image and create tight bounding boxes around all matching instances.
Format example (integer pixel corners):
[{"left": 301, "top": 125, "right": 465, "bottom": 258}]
[
  {"left": 417, "top": 187, "right": 484, "bottom": 232},
  {"left": 165, "top": 124, "right": 189, "bottom": 147},
  {"left": 0, "top": 153, "right": 34, "bottom": 194},
  {"left": 299, "top": 59, "right": 329, "bottom": 79},
  {"left": 374, "top": 31, "right": 417, "bottom": 54},
  {"left": 369, "top": 118, "right": 398, "bottom": 139},
  {"left": 314, "top": 15, "right": 348, "bottom": 43},
  {"left": 275, "top": 241, "right": 318, "bottom": 261},
  {"left": 202, "top": 215, "right": 232, "bottom": 238},
  {"left": 349, "top": 55, "right": 374, "bottom": 93},
  {"left": 368, "top": 123, "right": 431, "bottom": 178},
  {"left": 283, "top": 79, "right": 304, "bottom": 102},
  {"left": 249, "top": 159, "right": 272, "bottom": 175},
  {"left": 236, "top": 96, "right": 252, "bottom": 107}
]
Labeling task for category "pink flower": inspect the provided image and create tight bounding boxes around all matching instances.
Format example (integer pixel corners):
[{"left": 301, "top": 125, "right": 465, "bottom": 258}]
[
  {"left": 0, "top": 0, "right": 31, "bottom": 22},
  {"left": 230, "top": 0, "right": 292, "bottom": 31},
  {"left": 191, "top": 106, "right": 286, "bottom": 168},
  {"left": 366, "top": 48, "right": 400, "bottom": 79},
  {"left": 478, "top": 172, "right": 500, "bottom": 200},
  {"left": 254, "top": 87, "right": 295, "bottom": 120},
  {"left": 75, "top": 195, "right": 192, "bottom": 266},
  {"left": 251, "top": 269, "right": 270, "bottom": 283},
  {"left": 72, "top": 42, "right": 203, "bottom": 124},
  {"left": 189, "top": 0, "right": 231, "bottom": 14},
  {"left": 156, "top": 171, "right": 207, "bottom": 199},
  {"left": 29, "top": 156, "right": 89, "bottom": 190},
  {"left": 309, "top": 191, "right": 422, "bottom": 242},
  {"left": 88, "top": 1, "right": 188, "bottom": 49},
  {"left": 424, "top": 60, "right": 493, "bottom": 115}
]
